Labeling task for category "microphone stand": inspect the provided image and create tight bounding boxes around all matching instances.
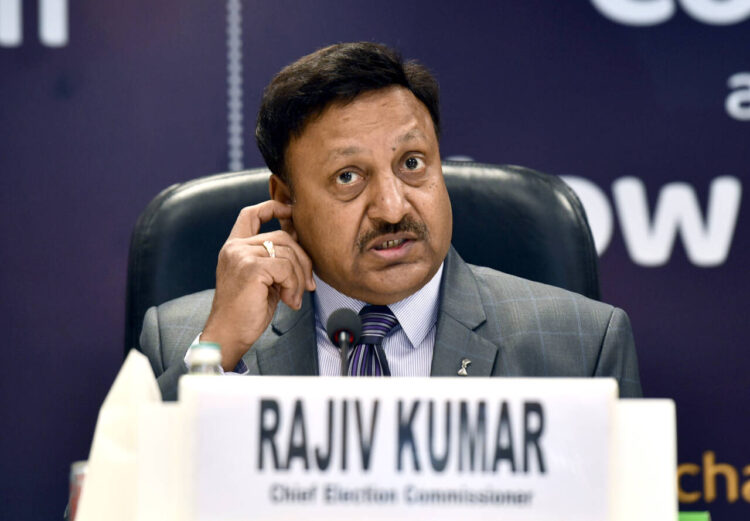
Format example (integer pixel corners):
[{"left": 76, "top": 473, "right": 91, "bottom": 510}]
[
  {"left": 327, "top": 308, "right": 360, "bottom": 377},
  {"left": 336, "top": 331, "right": 351, "bottom": 377}
]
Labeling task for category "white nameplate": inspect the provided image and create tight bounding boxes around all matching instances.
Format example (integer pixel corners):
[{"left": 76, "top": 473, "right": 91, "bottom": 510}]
[
  {"left": 178, "top": 376, "right": 618, "bottom": 521},
  {"left": 612, "top": 399, "right": 678, "bottom": 521}
]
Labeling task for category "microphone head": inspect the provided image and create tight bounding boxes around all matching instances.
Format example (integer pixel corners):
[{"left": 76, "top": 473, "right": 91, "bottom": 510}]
[{"left": 326, "top": 308, "right": 362, "bottom": 347}]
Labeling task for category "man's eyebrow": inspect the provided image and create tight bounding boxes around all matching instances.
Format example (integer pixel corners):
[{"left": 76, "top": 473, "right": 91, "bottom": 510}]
[
  {"left": 325, "top": 130, "right": 427, "bottom": 160},
  {"left": 327, "top": 146, "right": 363, "bottom": 160},
  {"left": 397, "top": 129, "right": 427, "bottom": 144}
]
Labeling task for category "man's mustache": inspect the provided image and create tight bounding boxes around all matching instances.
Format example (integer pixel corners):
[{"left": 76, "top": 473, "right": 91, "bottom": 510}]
[{"left": 356, "top": 216, "right": 428, "bottom": 252}]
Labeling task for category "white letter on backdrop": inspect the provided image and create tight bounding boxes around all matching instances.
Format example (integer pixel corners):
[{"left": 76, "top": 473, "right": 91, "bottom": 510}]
[
  {"left": 613, "top": 177, "right": 742, "bottom": 267},
  {"left": 679, "top": 0, "right": 750, "bottom": 25},
  {"left": 590, "top": 0, "right": 675, "bottom": 26},
  {"left": 726, "top": 73, "right": 750, "bottom": 121}
]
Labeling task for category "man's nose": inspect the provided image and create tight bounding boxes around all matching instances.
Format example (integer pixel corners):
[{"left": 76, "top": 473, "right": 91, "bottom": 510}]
[{"left": 366, "top": 171, "right": 410, "bottom": 223}]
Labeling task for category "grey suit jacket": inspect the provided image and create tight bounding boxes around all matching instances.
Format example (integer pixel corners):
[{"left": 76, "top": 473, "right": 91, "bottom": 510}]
[{"left": 140, "top": 247, "right": 642, "bottom": 401}]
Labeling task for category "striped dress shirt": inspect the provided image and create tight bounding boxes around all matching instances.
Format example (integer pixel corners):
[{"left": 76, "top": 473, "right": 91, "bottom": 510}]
[
  {"left": 188, "top": 263, "right": 444, "bottom": 376},
  {"left": 314, "top": 263, "right": 443, "bottom": 377}
]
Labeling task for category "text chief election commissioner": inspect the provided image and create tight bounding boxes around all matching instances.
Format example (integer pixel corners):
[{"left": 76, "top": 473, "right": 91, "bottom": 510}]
[{"left": 139, "top": 42, "right": 642, "bottom": 401}]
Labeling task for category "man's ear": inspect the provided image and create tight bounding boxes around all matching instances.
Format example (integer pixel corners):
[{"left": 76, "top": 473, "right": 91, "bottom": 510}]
[{"left": 269, "top": 174, "right": 297, "bottom": 239}]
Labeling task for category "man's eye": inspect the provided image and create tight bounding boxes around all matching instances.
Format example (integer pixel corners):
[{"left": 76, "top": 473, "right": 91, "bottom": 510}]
[
  {"left": 404, "top": 157, "right": 425, "bottom": 170},
  {"left": 336, "top": 171, "right": 360, "bottom": 185}
]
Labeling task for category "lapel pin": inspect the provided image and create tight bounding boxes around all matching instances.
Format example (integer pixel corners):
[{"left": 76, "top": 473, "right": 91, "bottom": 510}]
[{"left": 457, "top": 358, "right": 471, "bottom": 376}]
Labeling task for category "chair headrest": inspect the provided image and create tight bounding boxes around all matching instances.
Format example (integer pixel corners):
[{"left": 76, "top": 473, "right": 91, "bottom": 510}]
[{"left": 125, "top": 161, "right": 599, "bottom": 354}]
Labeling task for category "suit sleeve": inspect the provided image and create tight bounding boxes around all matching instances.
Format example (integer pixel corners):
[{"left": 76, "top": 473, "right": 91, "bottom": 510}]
[
  {"left": 594, "top": 307, "right": 643, "bottom": 398},
  {"left": 140, "top": 305, "right": 188, "bottom": 402}
]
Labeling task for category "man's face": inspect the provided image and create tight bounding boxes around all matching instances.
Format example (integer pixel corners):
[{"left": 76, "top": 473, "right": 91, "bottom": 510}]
[{"left": 276, "top": 86, "right": 452, "bottom": 305}]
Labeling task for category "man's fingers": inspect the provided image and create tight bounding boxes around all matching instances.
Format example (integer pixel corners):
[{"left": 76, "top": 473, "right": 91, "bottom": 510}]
[
  {"left": 228, "top": 200, "right": 293, "bottom": 239},
  {"left": 224, "top": 239, "right": 307, "bottom": 309},
  {"left": 251, "top": 230, "right": 316, "bottom": 291},
  {"left": 273, "top": 235, "right": 315, "bottom": 292},
  {"left": 257, "top": 257, "right": 305, "bottom": 309},
  {"left": 264, "top": 244, "right": 306, "bottom": 306}
]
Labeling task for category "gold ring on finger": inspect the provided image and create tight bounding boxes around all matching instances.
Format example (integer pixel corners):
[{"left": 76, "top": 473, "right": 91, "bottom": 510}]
[{"left": 262, "top": 240, "right": 276, "bottom": 258}]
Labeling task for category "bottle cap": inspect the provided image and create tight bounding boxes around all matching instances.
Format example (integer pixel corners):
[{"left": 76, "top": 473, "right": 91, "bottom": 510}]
[
  {"left": 188, "top": 342, "right": 222, "bottom": 367},
  {"left": 194, "top": 341, "right": 221, "bottom": 351}
]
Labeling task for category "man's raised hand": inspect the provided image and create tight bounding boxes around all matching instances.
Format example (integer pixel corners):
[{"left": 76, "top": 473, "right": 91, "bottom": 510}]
[{"left": 201, "top": 200, "right": 315, "bottom": 371}]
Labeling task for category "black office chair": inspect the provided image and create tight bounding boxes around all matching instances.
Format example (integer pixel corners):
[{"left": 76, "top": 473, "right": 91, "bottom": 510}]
[{"left": 125, "top": 161, "right": 600, "bottom": 355}]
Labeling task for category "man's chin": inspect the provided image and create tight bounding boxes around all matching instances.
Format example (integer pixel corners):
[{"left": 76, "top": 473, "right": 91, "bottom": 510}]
[{"left": 354, "top": 263, "right": 434, "bottom": 304}]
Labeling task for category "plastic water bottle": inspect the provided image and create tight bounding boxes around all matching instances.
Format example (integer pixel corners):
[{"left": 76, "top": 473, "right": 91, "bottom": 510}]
[{"left": 187, "top": 342, "right": 222, "bottom": 374}]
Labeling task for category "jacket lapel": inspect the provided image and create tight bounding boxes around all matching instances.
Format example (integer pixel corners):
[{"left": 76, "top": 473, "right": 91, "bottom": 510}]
[
  {"left": 255, "top": 292, "right": 318, "bottom": 376},
  {"left": 431, "top": 248, "right": 500, "bottom": 377},
  {"left": 252, "top": 247, "right": 500, "bottom": 377}
]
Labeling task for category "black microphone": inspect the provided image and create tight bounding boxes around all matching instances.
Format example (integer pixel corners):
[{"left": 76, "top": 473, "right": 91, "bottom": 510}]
[{"left": 326, "top": 308, "right": 361, "bottom": 377}]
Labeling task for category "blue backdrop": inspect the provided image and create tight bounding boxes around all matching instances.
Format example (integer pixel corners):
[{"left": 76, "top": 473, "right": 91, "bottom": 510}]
[{"left": 1, "top": 1, "right": 748, "bottom": 519}]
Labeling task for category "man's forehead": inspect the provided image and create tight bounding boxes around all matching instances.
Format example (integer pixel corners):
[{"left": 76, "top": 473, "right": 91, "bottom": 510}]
[
  {"left": 285, "top": 87, "right": 437, "bottom": 176},
  {"left": 315, "top": 87, "right": 430, "bottom": 128},
  {"left": 324, "top": 128, "right": 430, "bottom": 159}
]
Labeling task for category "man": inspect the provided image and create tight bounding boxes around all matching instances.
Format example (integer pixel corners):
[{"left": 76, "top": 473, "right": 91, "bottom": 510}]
[{"left": 140, "top": 42, "right": 641, "bottom": 400}]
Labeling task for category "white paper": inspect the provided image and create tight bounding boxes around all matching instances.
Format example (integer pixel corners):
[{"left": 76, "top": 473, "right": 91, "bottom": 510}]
[
  {"left": 612, "top": 399, "right": 677, "bottom": 521},
  {"left": 136, "top": 402, "right": 186, "bottom": 521},
  {"left": 76, "top": 349, "right": 161, "bottom": 521}
]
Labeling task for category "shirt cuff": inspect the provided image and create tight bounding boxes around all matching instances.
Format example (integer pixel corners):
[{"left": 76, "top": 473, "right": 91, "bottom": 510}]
[{"left": 184, "top": 334, "right": 250, "bottom": 375}]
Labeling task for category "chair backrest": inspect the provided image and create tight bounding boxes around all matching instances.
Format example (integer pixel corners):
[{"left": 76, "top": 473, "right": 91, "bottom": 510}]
[{"left": 125, "top": 161, "right": 600, "bottom": 354}]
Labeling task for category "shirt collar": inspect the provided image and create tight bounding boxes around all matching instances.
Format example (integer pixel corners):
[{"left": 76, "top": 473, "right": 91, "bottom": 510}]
[{"left": 313, "top": 262, "right": 444, "bottom": 348}]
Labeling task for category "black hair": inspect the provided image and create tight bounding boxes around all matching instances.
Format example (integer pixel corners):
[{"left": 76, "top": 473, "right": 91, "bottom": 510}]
[{"left": 255, "top": 42, "right": 440, "bottom": 184}]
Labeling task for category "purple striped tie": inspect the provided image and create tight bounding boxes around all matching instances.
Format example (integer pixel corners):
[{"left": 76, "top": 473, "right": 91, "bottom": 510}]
[{"left": 349, "top": 305, "right": 398, "bottom": 376}]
